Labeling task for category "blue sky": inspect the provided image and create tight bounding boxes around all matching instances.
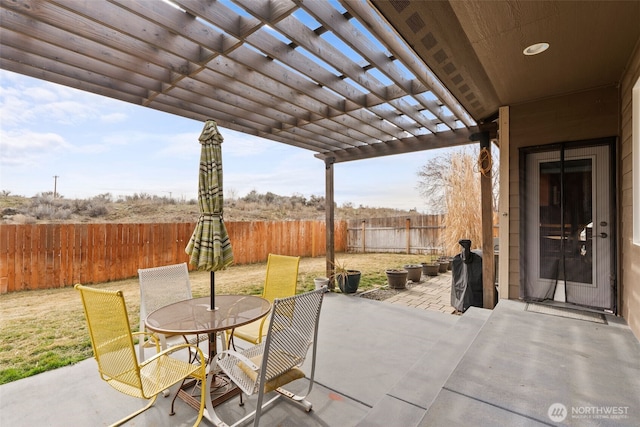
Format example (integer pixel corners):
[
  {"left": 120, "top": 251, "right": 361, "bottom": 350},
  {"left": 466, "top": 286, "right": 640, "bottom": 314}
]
[{"left": 0, "top": 69, "right": 446, "bottom": 211}]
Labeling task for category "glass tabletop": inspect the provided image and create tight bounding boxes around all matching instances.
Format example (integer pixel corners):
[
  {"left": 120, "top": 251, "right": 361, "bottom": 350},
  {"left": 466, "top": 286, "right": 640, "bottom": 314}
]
[{"left": 145, "top": 295, "right": 271, "bottom": 335}]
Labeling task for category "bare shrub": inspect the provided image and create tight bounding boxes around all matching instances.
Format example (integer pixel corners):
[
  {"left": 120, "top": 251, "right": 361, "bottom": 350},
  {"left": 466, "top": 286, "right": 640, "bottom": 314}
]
[
  {"left": 32, "top": 204, "right": 56, "bottom": 219},
  {"left": 93, "top": 193, "right": 113, "bottom": 203},
  {"left": 51, "top": 208, "right": 72, "bottom": 220},
  {"left": 9, "top": 214, "right": 36, "bottom": 224},
  {"left": 308, "top": 195, "right": 325, "bottom": 209},
  {"left": 71, "top": 199, "right": 91, "bottom": 213},
  {"left": 86, "top": 202, "right": 108, "bottom": 217}
]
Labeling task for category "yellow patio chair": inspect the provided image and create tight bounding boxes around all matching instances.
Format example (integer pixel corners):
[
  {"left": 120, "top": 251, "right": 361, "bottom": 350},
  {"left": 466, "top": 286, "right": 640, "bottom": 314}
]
[
  {"left": 227, "top": 254, "right": 300, "bottom": 348},
  {"left": 138, "top": 263, "right": 206, "bottom": 362},
  {"left": 75, "top": 284, "right": 206, "bottom": 427},
  {"left": 217, "top": 287, "right": 326, "bottom": 427}
]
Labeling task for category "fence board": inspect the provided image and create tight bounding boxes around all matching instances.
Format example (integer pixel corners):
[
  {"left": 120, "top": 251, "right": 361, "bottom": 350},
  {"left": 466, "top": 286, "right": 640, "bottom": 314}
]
[
  {"left": 35, "top": 226, "right": 45, "bottom": 289},
  {"left": 50, "top": 224, "right": 60, "bottom": 287},
  {"left": 59, "top": 225, "right": 70, "bottom": 287},
  {"left": 0, "top": 225, "right": 12, "bottom": 292},
  {"left": 78, "top": 225, "right": 89, "bottom": 285},
  {"left": 17, "top": 226, "right": 25, "bottom": 290}
]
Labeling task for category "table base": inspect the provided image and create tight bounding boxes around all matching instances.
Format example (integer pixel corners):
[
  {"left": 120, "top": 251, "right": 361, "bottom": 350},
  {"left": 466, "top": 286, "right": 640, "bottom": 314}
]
[{"left": 178, "top": 374, "right": 242, "bottom": 411}]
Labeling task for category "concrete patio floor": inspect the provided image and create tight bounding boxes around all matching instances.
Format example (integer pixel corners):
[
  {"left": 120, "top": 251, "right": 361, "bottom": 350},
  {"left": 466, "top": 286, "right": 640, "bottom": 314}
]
[{"left": 2, "top": 272, "right": 639, "bottom": 426}]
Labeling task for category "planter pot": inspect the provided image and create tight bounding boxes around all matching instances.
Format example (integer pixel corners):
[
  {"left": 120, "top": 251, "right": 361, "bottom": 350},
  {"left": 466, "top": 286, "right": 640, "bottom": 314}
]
[
  {"left": 438, "top": 261, "right": 448, "bottom": 273},
  {"left": 422, "top": 262, "right": 440, "bottom": 276},
  {"left": 314, "top": 277, "right": 329, "bottom": 292},
  {"left": 386, "top": 269, "right": 408, "bottom": 289},
  {"left": 336, "top": 270, "right": 361, "bottom": 294},
  {"left": 439, "top": 257, "right": 453, "bottom": 271},
  {"left": 403, "top": 264, "right": 422, "bottom": 282}
]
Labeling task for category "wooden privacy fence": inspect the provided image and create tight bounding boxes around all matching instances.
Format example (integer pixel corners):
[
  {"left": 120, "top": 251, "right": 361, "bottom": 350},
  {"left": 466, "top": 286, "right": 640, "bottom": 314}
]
[
  {"left": 0, "top": 220, "right": 347, "bottom": 293},
  {"left": 347, "top": 215, "right": 444, "bottom": 255},
  {"left": 347, "top": 215, "right": 498, "bottom": 256}
]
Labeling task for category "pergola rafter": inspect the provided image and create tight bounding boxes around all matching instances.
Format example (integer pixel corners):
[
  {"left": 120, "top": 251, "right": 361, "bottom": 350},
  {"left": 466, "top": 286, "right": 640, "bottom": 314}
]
[{"left": 0, "top": 0, "right": 477, "bottom": 163}]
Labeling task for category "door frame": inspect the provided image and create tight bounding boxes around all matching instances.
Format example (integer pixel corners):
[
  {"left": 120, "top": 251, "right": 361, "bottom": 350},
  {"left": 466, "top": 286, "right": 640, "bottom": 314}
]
[{"left": 519, "top": 137, "right": 617, "bottom": 313}]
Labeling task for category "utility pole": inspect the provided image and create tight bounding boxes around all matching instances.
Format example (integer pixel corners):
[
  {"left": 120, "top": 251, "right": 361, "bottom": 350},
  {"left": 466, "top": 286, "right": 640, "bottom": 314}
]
[{"left": 53, "top": 175, "right": 59, "bottom": 198}]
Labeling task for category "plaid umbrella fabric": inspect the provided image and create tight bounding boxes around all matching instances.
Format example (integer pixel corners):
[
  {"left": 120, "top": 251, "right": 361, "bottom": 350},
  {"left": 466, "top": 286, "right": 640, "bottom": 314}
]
[{"left": 185, "top": 120, "right": 233, "bottom": 308}]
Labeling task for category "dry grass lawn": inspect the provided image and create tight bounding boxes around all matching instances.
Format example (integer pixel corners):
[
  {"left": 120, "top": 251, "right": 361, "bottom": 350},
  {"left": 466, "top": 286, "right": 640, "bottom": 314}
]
[{"left": 0, "top": 253, "right": 427, "bottom": 384}]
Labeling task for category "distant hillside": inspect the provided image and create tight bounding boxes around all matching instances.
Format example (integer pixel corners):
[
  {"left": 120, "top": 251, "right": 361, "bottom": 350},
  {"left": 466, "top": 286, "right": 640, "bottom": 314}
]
[{"left": 0, "top": 191, "right": 417, "bottom": 224}]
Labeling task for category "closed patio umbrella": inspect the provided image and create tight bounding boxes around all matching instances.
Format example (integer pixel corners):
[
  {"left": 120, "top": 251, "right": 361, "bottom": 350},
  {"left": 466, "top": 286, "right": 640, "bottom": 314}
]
[{"left": 186, "top": 119, "right": 234, "bottom": 310}]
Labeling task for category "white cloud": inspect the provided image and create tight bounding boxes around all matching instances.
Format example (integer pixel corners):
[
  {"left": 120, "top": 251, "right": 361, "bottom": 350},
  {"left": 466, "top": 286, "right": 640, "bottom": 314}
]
[
  {"left": 23, "top": 86, "right": 60, "bottom": 103},
  {"left": 0, "top": 129, "right": 71, "bottom": 166},
  {"left": 100, "top": 112, "right": 128, "bottom": 124},
  {"left": 0, "top": 94, "right": 32, "bottom": 127},
  {"left": 221, "top": 128, "right": 279, "bottom": 157},
  {"left": 1, "top": 70, "right": 124, "bottom": 128},
  {"left": 156, "top": 131, "right": 201, "bottom": 159},
  {"left": 37, "top": 100, "right": 100, "bottom": 125}
]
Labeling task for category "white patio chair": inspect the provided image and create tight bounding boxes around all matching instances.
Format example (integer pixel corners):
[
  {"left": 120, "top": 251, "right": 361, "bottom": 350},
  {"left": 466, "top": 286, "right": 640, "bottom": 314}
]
[
  {"left": 216, "top": 287, "right": 326, "bottom": 427},
  {"left": 138, "top": 263, "right": 206, "bottom": 362}
]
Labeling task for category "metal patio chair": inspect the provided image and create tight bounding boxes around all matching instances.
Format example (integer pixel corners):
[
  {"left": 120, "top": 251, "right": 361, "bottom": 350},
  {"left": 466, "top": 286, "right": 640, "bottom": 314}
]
[
  {"left": 216, "top": 287, "right": 326, "bottom": 426},
  {"left": 138, "top": 263, "right": 206, "bottom": 361},
  {"left": 75, "top": 284, "right": 207, "bottom": 427},
  {"left": 226, "top": 254, "right": 300, "bottom": 348}
]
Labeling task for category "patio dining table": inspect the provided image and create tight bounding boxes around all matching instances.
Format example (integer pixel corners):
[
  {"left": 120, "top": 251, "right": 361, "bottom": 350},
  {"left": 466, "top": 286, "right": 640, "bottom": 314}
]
[{"left": 145, "top": 294, "right": 271, "bottom": 426}]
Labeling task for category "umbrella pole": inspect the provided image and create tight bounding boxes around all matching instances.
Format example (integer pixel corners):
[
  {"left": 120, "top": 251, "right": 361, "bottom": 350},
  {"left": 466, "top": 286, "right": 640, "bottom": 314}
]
[{"left": 210, "top": 271, "right": 216, "bottom": 310}]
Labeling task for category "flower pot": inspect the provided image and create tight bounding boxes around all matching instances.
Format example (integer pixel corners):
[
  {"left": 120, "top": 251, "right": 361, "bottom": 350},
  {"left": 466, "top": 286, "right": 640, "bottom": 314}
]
[
  {"left": 403, "top": 264, "right": 422, "bottom": 282},
  {"left": 438, "top": 261, "right": 448, "bottom": 273},
  {"left": 439, "top": 256, "right": 453, "bottom": 271},
  {"left": 422, "top": 262, "right": 440, "bottom": 276},
  {"left": 336, "top": 270, "right": 361, "bottom": 294},
  {"left": 314, "top": 277, "right": 329, "bottom": 292},
  {"left": 386, "top": 269, "right": 408, "bottom": 289}
]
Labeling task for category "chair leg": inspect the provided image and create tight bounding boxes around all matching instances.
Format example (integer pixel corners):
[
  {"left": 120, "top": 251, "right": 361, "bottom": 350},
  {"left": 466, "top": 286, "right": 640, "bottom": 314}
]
[
  {"left": 252, "top": 388, "right": 266, "bottom": 427},
  {"left": 170, "top": 378, "right": 189, "bottom": 415},
  {"left": 193, "top": 369, "right": 206, "bottom": 427},
  {"left": 275, "top": 387, "right": 313, "bottom": 411},
  {"left": 108, "top": 394, "right": 158, "bottom": 427}
]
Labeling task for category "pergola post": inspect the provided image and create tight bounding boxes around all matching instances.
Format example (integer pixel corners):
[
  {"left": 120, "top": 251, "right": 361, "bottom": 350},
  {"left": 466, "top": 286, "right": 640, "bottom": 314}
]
[
  {"left": 471, "top": 130, "right": 496, "bottom": 309},
  {"left": 325, "top": 157, "right": 335, "bottom": 290}
]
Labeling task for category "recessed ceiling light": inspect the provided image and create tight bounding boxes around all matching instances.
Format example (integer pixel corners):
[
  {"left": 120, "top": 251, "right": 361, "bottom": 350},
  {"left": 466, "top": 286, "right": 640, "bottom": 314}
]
[{"left": 523, "top": 42, "right": 550, "bottom": 56}]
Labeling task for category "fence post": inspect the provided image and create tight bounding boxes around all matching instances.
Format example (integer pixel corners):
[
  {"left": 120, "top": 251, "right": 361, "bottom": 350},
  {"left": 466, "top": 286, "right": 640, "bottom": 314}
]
[
  {"left": 405, "top": 217, "right": 411, "bottom": 254},
  {"left": 361, "top": 220, "right": 366, "bottom": 253}
]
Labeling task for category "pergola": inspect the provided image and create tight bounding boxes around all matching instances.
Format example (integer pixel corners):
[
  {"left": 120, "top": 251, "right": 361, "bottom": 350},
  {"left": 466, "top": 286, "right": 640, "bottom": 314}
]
[{"left": 2, "top": 0, "right": 638, "bottom": 305}]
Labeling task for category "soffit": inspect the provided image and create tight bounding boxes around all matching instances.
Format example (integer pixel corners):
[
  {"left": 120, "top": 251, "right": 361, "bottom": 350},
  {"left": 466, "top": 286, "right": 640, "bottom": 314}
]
[{"left": 373, "top": 0, "right": 640, "bottom": 120}]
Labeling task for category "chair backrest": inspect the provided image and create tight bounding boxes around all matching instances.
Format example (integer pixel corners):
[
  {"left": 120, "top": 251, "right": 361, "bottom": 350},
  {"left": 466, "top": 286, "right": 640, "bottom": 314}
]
[
  {"left": 138, "top": 263, "right": 192, "bottom": 325},
  {"left": 262, "top": 254, "right": 300, "bottom": 302},
  {"left": 260, "top": 287, "right": 324, "bottom": 384},
  {"left": 75, "top": 284, "right": 142, "bottom": 390}
]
